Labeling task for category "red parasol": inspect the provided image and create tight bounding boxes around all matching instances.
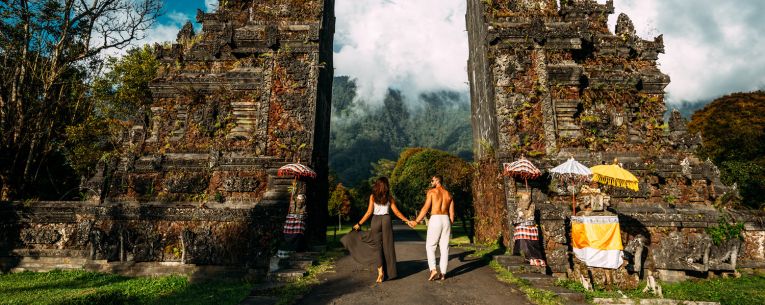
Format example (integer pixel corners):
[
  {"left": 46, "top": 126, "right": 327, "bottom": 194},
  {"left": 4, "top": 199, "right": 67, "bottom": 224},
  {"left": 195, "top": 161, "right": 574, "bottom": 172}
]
[
  {"left": 277, "top": 163, "right": 317, "bottom": 179},
  {"left": 503, "top": 156, "right": 542, "bottom": 190},
  {"left": 278, "top": 163, "right": 316, "bottom": 213}
]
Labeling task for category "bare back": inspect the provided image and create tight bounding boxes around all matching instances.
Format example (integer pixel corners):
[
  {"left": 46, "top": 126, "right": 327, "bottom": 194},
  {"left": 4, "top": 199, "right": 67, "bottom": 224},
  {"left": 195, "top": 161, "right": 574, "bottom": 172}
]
[{"left": 428, "top": 187, "right": 453, "bottom": 215}]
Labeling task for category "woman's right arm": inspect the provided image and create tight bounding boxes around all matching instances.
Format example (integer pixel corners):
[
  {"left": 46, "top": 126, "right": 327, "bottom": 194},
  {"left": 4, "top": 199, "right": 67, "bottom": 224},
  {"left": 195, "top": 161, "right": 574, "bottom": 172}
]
[{"left": 353, "top": 195, "right": 375, "bottom": 230}]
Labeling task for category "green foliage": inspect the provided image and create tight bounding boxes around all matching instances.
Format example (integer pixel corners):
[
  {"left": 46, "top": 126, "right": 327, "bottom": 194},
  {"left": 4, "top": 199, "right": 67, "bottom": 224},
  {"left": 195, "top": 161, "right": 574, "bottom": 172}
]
[
  {"left": 329, "top": 77, "right": 473, "bottom": 186},
  {"left": 555, "top": 274, "right": 765, "bottom": 305},
  {"left": 328, "top": 183, "right": 352, "bottom": 219},
  {"left": 688, "top": 91, "right": 765, "bottom": 208},
  {"left": 388, "top": 148, "right": 474, "bottom": 216},
  {"left": 331, "top": 76, "right": 357, "bottom": 117},
  {"left": 369, "top": 159, "right": 396, "bottom": 184},
  {"left": 63, "top": 46, "right": 159, "bottom": 180},
  {"left": 0, "top": 0, "right": 160, "bottom": 200},
  {"left": 264, "top": 250, "right": 345, "bottom": 305},
  {"left": 705, "top": 217, "right": 745, "bottom": 245},
  {"left": 490, "top": 260, "right": 565, "bottom": 305},
  {"left": 0, "top": 270, "right": 251, "bottom": 305}
]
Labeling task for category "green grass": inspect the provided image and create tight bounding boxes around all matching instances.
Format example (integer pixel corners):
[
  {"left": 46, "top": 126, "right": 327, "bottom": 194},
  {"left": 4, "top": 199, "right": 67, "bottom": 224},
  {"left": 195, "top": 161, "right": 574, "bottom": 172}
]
[
  {"left": 267, "top": 250, "right": 344, "bottom": 305},
  {"left": 326, "top": 224, "right": 353, "bottom": 249},
  {"left": 489, "top": 260, "right": 564, "bottom": 305},
  {"left": 0, "top": 270, "right": 251, "bottom": 305},
  {"left": 555, "top": 274, "right": 765, "bottom": 305}
]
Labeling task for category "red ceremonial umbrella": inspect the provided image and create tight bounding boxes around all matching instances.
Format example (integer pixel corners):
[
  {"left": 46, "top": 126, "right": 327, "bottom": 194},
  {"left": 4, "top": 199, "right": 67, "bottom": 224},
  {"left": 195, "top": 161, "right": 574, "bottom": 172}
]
[
  {"left": 503, "top": 156, "right": 542, "bottom": 191},
  {"left": 278, "top": 163, "right": 316, "bottom": 213},
  {"left": 277, "top": 163, "right": 317, "bottom": 179}
]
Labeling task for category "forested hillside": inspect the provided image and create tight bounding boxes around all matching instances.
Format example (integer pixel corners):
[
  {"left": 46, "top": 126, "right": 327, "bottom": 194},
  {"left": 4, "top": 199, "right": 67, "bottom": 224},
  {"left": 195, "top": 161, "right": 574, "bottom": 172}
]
[
  {"left": 329, "top": 77, "right": 472, "bottom": 185},
  {"left": 688, "top": 91, "right": 765, "bottom": 208}
]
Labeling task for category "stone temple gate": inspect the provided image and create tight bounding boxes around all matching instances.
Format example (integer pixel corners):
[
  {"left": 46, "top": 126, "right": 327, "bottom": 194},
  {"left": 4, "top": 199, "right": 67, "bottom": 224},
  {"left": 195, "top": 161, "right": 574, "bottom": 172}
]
[{"left": 1, "top": 0, "right": 764, "bottom": 284}]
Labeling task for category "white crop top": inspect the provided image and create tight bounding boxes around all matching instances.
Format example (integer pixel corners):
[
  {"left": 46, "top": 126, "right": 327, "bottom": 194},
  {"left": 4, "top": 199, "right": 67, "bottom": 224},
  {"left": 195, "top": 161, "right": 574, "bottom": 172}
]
[{"left": 373, "top": 202, "right": 390, "bottom": 215}]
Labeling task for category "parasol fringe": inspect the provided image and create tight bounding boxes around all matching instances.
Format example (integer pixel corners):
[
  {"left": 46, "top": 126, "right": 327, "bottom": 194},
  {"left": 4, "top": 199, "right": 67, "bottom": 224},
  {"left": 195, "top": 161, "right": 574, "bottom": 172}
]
[{"left": 593, "top": 174, "right": 639, "bottom": 191}]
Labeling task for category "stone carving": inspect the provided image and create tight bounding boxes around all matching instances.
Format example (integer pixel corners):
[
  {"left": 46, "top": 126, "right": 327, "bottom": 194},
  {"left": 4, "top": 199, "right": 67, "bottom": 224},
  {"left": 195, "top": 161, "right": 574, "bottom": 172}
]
[
  {"left": 654, "top": 232, "right": 711, "bottom": 272},
  {"left": 20, "top": 228, "right": 61, "bottom": 244},
  {"left": 163, "top": 173, "right": 209, "bottom": 194},
  {"left": 222, "top": 177, "right": 262, "bottom": 192},
  {"left": 88, "top": 228, "right": 106, "bottom": 260},
  {"left": 623, "top": 234, "right": 647, "bottom": 275},
  {"left": 708, "top": 238, "right": 740, "bottom": 271},
  {"left": 513, "top": 191, "right": 535, "bottom": 224}
]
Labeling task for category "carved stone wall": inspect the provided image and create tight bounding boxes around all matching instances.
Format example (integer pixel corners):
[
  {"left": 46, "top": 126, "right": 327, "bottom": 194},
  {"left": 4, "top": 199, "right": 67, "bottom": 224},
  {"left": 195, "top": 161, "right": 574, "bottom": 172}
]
[
  {"left": 0, "top": 201, "right": 284, "bottom": 276},
  {"left": 2, "top": 0, "right": 334, "bottom": 275},
  {"left": 467, "top": 0, "right": 764, "bottom": 284}
]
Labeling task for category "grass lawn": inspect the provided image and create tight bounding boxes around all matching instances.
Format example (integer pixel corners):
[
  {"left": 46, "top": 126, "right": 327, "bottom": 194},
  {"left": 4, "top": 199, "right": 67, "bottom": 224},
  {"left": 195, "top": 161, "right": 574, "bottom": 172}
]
[
  {"left": 555, "top": 273, "right": 765, "bottom": 305},
  {"left": 0, "top": 269, "right": 251, "bottom": 305}
]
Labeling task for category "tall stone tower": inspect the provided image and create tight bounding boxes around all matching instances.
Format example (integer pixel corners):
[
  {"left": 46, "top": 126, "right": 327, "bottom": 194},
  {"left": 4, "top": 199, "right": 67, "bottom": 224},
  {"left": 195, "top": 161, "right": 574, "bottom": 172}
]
[
  {"left": 467, "top": 0, "right": 744, "bottom": 282},
  {"left": 112, "top": 0, "right": 334, "bottom": 240}
]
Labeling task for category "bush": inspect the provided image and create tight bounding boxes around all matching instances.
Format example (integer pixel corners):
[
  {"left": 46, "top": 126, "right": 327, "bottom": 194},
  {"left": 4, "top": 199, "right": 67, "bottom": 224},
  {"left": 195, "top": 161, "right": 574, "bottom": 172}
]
[{"left": 388, "top": 148, "right": 475, "bottom": 241}]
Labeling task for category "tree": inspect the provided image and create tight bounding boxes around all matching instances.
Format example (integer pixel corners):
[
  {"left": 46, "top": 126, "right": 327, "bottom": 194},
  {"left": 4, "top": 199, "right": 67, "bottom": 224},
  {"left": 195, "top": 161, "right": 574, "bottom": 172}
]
[
  {"left": 64, "top": 46, "right": 159, "bottom": 178},
  {"left": 688, "top": 91, "right": 765, "bottom": 209},
  {"left": 369, "top": 159, "right": 395, "bottom": 184},
  {"left": 328, "top": 183, "right": 352, "bottom": 239},
  {"left": 0, "top": 0, "right": 161, "bottom": 199},
  {"left": 389, "top": 148, "right": 475, "bottom": 242}
]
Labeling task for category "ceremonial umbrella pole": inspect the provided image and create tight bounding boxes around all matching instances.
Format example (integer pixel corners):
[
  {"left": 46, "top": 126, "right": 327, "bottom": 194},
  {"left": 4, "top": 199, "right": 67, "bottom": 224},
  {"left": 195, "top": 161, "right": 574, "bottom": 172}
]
[{"left": 550, "top": 157, "right": 593, "bottom": 215}]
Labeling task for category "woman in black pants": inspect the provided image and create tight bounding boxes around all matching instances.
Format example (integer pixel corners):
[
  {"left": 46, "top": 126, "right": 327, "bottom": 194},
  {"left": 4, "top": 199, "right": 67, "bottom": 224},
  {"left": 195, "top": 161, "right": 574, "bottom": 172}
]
[{"left": 344, "top": 177, "right": 412, "bottom": 283}]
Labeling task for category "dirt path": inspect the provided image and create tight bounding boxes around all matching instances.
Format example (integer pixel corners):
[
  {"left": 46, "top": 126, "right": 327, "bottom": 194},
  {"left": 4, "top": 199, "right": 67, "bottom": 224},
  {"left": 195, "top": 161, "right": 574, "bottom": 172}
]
[{"left": 297, "top": 223, "right": 531, "bottom": 305}]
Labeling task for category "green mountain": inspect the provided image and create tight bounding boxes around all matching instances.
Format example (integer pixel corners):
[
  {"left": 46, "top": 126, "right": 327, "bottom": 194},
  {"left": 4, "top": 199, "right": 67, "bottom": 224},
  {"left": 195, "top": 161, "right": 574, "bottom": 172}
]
[{"left": 329, "top": 77, "right": 472, "bottom": 185}]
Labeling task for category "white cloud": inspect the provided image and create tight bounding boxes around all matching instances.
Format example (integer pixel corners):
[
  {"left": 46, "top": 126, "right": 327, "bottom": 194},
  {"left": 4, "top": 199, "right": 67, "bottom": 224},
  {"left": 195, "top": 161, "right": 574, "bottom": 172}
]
[
  {"left": 118, "top": 10, "right": 193, "bottom": 56},
  {"left": 205, "top": 0, "right": 218, "bottom": 12},
  {"left": 606, "top": 0, "right": 765, "bottom": 103},
  {"left": 334, "top": 0, "right": 469, "bottom": 105}
]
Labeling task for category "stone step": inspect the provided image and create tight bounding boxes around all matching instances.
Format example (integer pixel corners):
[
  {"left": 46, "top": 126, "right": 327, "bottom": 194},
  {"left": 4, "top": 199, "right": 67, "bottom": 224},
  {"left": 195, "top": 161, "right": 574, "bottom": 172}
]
[
  {"left": 556, "top": 108, "right": 578, "bottom": 115},
  {"left": 495, "top": 254, "right": 526, "bottom": 266},
  {"left": 290, "top": 252, "right": 320, "bottom": 260},
  {"left": 546, "top": 286, "right": 587, "bottom": 304},
  {"left": 280, "top": 258, "right": 315, "bottom": 270},
  {"left": 517, "top": 272, "right": 554, "bottom": 285},
  {"left": 239, "top": 296, "right": 278, "bottom": 305},
  {"left": 268, "top": 269, "right": 307, "bottom": 282},
  {"left": 250, "top": 281, "right": 289, "bottom": 295},
  {"left": 554, "top": 99, "right": 581, "bottom": 108}
]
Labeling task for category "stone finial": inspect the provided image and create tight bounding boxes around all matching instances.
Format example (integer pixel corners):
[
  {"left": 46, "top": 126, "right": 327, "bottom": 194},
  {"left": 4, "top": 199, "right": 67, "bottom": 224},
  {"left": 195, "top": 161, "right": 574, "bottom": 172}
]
[
  {"left": 195, "top": 9, "right": 205, "bottom": 23},
  {"left": 668, "top": 109, "right": 687, "bottom": 132},
  {"left": 615, "top": 13, "right": 636, "bottom": 37},
  {"left": 177, "top": 21, "right": 195, "bottom": 44}
]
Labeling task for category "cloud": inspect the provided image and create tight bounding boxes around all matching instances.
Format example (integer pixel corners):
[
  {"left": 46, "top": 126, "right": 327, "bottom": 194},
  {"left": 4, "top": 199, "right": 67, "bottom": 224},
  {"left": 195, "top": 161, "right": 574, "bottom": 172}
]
[
  {"left": 606, "top": 0, "right": 765, "bottom": 103},
  {"left": 205, "top": 0, "right": 217, "bottom": 12},
  {"left": 334, "top": 0, "right": 469, "bottom": 105},
  {"left": 124, "top": 11, "right": 191, "bottom": 51}
]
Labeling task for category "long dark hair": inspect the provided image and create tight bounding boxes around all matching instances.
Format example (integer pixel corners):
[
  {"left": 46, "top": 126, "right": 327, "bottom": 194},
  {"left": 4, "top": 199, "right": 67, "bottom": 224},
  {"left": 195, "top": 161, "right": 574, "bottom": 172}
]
[{"left": 372, "top": 177, "right": 391, "bottom": 205}]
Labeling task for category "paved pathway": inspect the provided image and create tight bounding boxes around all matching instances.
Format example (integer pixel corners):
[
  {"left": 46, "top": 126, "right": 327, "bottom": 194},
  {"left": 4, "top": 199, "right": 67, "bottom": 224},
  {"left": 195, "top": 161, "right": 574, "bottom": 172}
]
[{"left": 297, "top": 223, "right": 531, "bottom": 305}]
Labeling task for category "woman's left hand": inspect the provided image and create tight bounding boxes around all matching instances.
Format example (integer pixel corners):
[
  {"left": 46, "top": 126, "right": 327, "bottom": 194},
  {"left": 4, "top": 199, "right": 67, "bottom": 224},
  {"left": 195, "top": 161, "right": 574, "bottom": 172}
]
[{"left": 353, "top": 224, "right": 360, "bottom": 231}]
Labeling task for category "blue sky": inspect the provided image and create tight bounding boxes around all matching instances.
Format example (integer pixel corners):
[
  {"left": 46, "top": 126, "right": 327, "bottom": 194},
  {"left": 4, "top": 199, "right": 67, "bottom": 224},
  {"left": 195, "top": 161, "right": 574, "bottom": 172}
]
[
  {"left": 158, "top": 1, "right": 204, "bottom": 24},
  {"left": 131, "top": 0, "right": 765, "bottom": 105}
]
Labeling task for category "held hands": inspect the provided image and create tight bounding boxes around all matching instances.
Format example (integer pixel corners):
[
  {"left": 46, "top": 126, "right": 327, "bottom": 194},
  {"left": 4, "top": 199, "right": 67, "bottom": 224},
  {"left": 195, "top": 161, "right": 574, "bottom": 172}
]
[
  {"left": 353, "top": 224, "right": 360, "bottom": 231},
  {"left": 406, "top": 219, "right": 418, "bottom": 228}
]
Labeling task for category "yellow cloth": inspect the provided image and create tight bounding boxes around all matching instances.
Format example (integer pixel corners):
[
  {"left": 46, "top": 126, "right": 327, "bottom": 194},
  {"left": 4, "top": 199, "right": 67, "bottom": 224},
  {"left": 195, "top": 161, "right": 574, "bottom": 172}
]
[
  {"left": 571, "top": 218, "right": 623, "bottom": 251},
  {"left": 571, "top": 216, "right": 624, "bottom": 269}
]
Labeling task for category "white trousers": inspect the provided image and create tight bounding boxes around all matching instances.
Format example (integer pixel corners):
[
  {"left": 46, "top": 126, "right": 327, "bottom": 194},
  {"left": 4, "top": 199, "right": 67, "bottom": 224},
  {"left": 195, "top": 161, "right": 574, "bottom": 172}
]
[{"left": 426, "top": 215, "right": 451, "bottom": 274}]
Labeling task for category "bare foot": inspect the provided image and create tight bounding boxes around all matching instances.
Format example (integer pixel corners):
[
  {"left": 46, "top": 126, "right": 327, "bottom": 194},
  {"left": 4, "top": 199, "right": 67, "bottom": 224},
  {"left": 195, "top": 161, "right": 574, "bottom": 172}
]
[
  {"left": 428, "top": 270, "right": 439, "bottom": 281},
  {"left": 439, "top": 272, "right": 446, "bottom": 281}
]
